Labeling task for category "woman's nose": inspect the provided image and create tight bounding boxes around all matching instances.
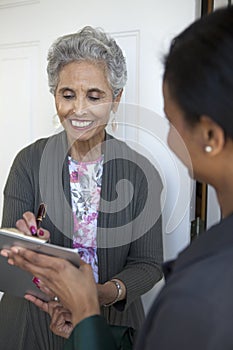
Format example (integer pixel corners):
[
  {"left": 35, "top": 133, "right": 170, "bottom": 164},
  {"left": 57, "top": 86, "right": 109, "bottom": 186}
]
[{"left": 73, "top": 97, "right": 88, "bottom": 116}]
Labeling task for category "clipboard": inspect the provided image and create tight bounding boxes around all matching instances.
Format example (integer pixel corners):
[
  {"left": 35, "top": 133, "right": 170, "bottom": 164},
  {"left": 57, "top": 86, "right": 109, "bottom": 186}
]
[{"left": 0, "top": 228, "right": 80, "bottom": 301}]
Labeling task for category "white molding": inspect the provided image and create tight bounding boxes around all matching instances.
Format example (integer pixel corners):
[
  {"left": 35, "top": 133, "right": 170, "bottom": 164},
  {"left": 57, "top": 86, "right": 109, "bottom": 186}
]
[
  {"left": 0, "top": 0, "right": 39, "bottom": 9},
  {"left": 107, "top": 30, "right": 140, "bottom": 142},
  {"left": 0, "top": 41, "right": 39, "bottom": 50},
  {"left": 214, "top": 0, "right": 230, "bottom": 9},
  {"left": 110, "top": 29, "right": 140, "bottom": 105},
  {"left": 0, "top": 41, "right": 40, "bottom": 223}
]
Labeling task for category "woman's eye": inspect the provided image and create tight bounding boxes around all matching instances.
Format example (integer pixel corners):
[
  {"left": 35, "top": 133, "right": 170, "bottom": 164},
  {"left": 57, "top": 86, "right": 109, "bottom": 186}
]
[
  {"left": 88, "top": 95, "right": 100, "bottom": 101},
  {"left": 63, "top": 94, "right": 74, "bottom": 100}
]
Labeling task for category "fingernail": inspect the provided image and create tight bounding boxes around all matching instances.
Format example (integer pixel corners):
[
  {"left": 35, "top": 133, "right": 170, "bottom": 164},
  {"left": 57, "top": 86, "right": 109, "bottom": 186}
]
[
  {"left": 30, "top": 226, "right": 37, "bottom": 236},
  {"left": 11, "top": 247, "right": 19, "bottom": 253},
  {"left": 39, "top": 229, "right": 44, "bottom": 236},
  {"left": 8, "top": 259, "right": 14, "bottom": 265},
  {"left": 1, "top": 250, "right": 9, "bottom": 257},
  {"left": 32, "top": 277, "right": 41, "bottom": 289}
]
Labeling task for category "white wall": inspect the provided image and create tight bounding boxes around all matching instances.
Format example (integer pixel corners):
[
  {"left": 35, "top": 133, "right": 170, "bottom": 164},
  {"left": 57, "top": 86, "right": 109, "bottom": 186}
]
[{"left": 0, "top": 0, "right": 197, "bottom": 306}]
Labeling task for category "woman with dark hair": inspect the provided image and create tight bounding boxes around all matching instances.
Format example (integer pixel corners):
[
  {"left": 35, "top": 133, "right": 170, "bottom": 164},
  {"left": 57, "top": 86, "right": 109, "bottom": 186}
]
[{"left": 2, "top": 5, "right": 233, "bottom": 350}]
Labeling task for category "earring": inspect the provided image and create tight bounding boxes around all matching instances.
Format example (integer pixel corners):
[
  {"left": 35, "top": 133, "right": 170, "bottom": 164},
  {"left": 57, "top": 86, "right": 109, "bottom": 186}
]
[
  {"left": 112, "top": 116, "right": 118, "bottom": 133},
  {"left": 205, "top": 145, "right": 213, "bottom": 153},
  {"left": 52, "top": 114, "right": 61, "bottom": 129}
]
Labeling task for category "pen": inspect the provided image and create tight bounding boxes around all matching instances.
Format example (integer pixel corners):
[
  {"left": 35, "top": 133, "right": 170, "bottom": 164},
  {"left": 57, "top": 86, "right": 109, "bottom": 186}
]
[{"left": 36, "top": 203, "right": 47, "bottom": 230}]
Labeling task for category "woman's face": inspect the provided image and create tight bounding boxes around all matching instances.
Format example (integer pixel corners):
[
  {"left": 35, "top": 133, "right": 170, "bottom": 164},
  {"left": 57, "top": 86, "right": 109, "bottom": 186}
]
[
  {"left": 55, "top": 61, "right": 120, "bottom": 143},
  {"left": 163, "top": 81, "right": 203, "bottom": 180}
]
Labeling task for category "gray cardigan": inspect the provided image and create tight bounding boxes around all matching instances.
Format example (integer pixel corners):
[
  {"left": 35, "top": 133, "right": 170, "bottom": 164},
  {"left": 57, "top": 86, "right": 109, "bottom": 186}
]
[{"left": 0, "top": 131, "right": 163, "bottom": 350}]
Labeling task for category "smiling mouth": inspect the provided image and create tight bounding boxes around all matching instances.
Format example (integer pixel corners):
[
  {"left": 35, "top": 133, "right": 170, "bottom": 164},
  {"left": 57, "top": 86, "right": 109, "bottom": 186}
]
[{"left": 70, "top": 120, "right": 93, "bottom": 128}]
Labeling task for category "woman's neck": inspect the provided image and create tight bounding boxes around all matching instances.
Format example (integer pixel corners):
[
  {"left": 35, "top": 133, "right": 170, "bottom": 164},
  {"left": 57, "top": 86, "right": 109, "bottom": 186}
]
[
  {"left": 206, "top": 140, "right": 233, "bottom": 219},
  {"left": 68, "top": 132, "right": 105, "bottom": 162},
  {"left": 216, "top": 186, "right": 233, "bottom": 219},
  {"left": 214, "top": 166, "right": 233, "bottom": 218}
]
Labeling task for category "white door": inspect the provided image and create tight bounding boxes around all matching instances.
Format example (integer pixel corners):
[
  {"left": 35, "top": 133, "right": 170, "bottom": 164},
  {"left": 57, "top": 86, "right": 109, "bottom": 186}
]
[{"left": 0, "top": 0, "right": 197, "bottom": 308}]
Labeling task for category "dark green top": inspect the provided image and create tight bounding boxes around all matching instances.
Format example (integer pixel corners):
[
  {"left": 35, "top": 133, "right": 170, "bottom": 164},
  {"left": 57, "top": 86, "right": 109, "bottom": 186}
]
[{"left": 65, "top": 316, "right": 117, "bottom": 350}]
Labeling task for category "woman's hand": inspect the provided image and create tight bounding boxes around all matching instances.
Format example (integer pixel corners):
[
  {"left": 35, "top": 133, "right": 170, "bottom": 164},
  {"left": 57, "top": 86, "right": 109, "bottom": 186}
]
[
  {"left": 24, "top": 294, "right": 50, "bottom": 313},
  {"left": 24, "top": 295, "right": 73, "bottom": 338},
  {"left": 0, "top": 211, "right": 50, "bottom": 259},
  {"left": 16, "top": 211, "right": 50, "bottom": 241},
  {"left": 3, "top": 247, "right": 100, "bottom": 328},
  {"left": 49, "top": 304, "right": 73, "bottom": 339}
]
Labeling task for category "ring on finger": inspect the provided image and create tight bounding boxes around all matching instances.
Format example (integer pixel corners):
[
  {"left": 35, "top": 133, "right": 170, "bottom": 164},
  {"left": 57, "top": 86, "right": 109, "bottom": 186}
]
[{"left": 53, "top": 296, "right": 60, "bottom": 302}]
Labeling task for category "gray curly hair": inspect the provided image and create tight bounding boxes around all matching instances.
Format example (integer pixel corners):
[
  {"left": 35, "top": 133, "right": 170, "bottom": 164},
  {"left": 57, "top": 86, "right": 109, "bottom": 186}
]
[{"left": 47, "top": 26, "right": 127, "bottom": 99}]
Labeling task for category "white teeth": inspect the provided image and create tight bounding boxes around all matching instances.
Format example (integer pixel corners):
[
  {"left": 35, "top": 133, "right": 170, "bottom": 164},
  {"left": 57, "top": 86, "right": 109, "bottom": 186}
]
[{"left": 71, "top": 120, "right": 93, "bottom": 128}]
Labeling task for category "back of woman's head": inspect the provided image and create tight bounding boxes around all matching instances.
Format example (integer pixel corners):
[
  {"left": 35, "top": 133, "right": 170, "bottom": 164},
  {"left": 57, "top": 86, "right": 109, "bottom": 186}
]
[
  {"left": 164, "top": 6, "right": 233, "bottom": 139},
  {"left": 47, "top": 26, "right": 127, "bottom": 98}
]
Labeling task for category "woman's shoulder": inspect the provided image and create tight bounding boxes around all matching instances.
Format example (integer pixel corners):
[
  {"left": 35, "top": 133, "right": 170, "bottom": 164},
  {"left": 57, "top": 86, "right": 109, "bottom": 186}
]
[
  {"left": 106, "top": 132, "right": 147, "bottom": 160},
  {"left": 106, "top": 133, "right": 162, "bottom": 178},
  {"left": 15, "top": 131, "right": 66, "bottom": 160}
]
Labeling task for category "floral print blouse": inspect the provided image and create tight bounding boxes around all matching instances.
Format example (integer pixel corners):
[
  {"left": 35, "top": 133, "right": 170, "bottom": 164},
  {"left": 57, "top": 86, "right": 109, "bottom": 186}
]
[{"left": 68, "top": 155, "right": 104, "bottom": 283}]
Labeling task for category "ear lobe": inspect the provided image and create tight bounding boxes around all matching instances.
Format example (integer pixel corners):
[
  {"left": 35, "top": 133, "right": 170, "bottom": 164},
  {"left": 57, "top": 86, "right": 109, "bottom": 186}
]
[{"left": 200, "top": 115, "right": 225, "bottom": 155}]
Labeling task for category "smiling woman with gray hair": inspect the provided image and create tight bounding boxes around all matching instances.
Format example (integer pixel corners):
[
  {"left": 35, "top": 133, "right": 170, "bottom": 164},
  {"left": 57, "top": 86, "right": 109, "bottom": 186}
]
[{"left": 0, "top": 26, "right": 163, "bottom": 350}]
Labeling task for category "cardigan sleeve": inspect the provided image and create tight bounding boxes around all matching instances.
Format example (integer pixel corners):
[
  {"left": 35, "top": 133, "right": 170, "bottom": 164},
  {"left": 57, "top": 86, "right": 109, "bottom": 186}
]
[
  {"left": 1, "top": 145, "right": 36, "bottom": 228},
  {"left": 113, "top": 159, "right": 163, "bottom": 311},
  {"left": 64, "top": 315, "right": 118, "bottom": 350},
  {"left": 1, "top": 133, "right": 73, "bottom": 248},
  {"left": 98, "top": 136, "right": 164, "bottom": 313}
]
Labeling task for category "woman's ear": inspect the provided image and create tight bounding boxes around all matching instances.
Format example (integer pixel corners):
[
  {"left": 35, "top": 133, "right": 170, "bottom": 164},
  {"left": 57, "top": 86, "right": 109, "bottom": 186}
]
[
  {"left": 200, "top": 115, "right": 225, "bottom": 156},
  {"left": 112, "top": 89, "right": 123, "bottom": 113}
]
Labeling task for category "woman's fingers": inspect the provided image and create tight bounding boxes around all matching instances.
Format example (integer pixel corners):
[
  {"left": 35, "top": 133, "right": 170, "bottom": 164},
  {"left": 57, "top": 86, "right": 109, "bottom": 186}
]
[
  {"left": 24, "top": 293, "right": 74, "bottom": 339},
  {"left": 49, "top": 305, "right": 73, "bottom": 339},
  {"left": 24, "top": 294, "right": 49, "bottom": 313},
  {"left": 5, "top": 247, "right": 99, "bottom": 323},
  {"left": 6, "top": 247, "right": 54, "bottom": 281},
  {"left": 0, "top": 249, "right": 10, "bottom": 257},
  {"left": 16, "top": 217, "right": 33, "bottom": 236},
  {"left": 16, "top": 211, "right": 50, "bottom": 241},
  {"left": 5, "top": 247, "right": 74, "bottom": 298}
]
